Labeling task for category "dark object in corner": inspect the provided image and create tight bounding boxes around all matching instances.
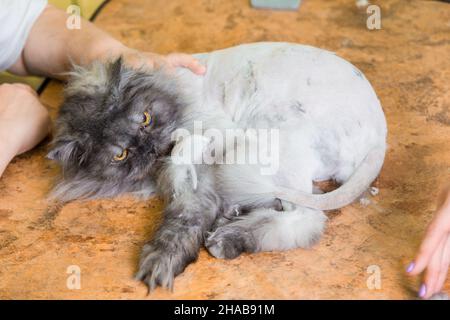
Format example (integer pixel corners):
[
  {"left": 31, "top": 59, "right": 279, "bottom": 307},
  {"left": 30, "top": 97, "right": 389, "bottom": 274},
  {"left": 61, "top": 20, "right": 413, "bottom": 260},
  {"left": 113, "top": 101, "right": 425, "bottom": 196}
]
[{"left": 250, "top": 0, "right": 301, "bottom": 11}]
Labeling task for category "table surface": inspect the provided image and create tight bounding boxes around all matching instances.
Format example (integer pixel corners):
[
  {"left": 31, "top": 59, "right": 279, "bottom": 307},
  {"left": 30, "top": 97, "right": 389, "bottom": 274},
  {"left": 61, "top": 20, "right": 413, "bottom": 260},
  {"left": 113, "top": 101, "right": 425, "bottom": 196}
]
[{"left": 1, "top": 0, "right": 449, "bottom": 299}]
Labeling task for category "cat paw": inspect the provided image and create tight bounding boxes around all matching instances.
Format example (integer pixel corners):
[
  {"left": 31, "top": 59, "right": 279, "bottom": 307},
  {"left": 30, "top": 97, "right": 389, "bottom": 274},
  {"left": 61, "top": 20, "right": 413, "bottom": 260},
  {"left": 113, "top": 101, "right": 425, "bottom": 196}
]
[
  {"left": 205, "top": 225, "right": 256, "bottom": 259},
  {"left": 135, "top": 243, "right": 187, "bottom": 292}
]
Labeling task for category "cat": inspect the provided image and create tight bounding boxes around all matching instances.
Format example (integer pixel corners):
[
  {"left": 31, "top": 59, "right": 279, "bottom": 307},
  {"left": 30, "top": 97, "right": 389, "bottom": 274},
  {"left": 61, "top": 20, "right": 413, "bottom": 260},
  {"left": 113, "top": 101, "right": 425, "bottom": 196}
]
[{"left": 48, "top": 42, "right": 387, "bottom": 290}]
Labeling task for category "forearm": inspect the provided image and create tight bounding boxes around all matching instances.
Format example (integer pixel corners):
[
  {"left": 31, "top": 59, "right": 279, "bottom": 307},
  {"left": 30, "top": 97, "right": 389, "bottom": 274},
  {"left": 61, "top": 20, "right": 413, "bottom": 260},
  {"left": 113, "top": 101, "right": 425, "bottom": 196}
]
[{"left": 8, "top": 5, "right": 125, "bottom": 79}]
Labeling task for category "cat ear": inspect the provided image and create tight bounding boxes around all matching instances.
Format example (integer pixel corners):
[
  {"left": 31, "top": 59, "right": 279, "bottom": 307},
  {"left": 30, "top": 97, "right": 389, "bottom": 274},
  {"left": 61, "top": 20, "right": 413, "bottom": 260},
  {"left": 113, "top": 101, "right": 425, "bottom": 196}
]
[
  {"left": 103, "top": 57, "right": 130, "bottom": 106},
  {"left": 47, "top": 140, "right": 86, "bottom": 165},
  {"left": 109, "top": 57, "right": 125, "bottom": 87}
]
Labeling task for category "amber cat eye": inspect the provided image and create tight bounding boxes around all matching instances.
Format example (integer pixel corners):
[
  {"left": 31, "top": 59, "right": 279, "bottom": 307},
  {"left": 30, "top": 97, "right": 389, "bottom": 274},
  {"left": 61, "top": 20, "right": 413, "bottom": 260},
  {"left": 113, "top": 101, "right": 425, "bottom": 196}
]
[
  {"left": 113, "top": 149, "right": 128, "bottom": 162},
  {"left": 142, "top": 111, "right": 152, "bottom": 127}
]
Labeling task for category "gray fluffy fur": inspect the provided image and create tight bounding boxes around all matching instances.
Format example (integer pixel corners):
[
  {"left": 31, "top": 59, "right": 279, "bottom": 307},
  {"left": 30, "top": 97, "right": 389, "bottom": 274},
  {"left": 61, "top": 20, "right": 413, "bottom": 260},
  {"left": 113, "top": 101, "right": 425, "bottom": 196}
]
[{"left": 49, "top": 59, "right": 254, "bottom": 290}]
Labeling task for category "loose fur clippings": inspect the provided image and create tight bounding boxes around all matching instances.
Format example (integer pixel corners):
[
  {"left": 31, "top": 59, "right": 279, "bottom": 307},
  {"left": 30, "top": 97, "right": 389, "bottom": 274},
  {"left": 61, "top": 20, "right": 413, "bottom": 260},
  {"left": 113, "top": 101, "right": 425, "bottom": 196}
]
[{"left": 48, "top": 42, "right": 387, "bottom": 290}]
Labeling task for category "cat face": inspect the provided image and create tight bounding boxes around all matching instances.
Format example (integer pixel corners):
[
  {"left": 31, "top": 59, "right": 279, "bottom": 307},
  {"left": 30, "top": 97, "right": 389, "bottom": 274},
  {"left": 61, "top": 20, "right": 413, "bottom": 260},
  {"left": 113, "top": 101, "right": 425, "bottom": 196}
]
[{"left": 48, "top": 58, "right": 182, "bottom": 201}]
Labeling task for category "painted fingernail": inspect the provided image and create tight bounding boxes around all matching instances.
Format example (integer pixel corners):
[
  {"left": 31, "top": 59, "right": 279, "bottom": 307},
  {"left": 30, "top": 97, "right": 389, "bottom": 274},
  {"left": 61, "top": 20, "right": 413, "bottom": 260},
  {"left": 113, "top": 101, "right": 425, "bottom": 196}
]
[
  {"left": 419, "top": 284, "right": 427, "bottom": 298},
  {"left": 406, "top": 262, "right": 415, "bottom": 273}
]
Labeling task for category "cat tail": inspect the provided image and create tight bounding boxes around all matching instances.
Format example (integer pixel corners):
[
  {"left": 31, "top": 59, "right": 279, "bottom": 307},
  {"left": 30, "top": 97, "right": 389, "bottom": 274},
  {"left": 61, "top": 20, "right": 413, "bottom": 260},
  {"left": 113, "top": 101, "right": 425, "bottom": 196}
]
[{"left": 274, "top": 144, "right": 386, "bottom": 211}]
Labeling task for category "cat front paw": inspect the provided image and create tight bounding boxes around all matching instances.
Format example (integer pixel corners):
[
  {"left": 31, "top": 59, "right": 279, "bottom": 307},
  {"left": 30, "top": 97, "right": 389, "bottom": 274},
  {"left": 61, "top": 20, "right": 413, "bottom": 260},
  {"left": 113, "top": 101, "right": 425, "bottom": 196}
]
[
  {"left": 205, "top": 225, "right": 256, "bottom": 259},
  {"left": 135, "top": 243, "right": 192, "bottom": 292}
]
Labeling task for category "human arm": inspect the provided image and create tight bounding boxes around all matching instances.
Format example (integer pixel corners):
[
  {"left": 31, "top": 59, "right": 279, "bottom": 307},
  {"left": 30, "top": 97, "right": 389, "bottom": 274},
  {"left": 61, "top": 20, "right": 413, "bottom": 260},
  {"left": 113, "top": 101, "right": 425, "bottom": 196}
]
[{"left": 8, "top": 4, "right": 205, "bottom": 78}]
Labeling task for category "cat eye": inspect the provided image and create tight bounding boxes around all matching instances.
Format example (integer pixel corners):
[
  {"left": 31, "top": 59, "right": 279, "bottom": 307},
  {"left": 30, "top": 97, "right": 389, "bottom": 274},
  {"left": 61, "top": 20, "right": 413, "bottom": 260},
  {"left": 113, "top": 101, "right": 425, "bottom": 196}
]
[
  {"left": 113, "top": 149, "right": 128, "bottom": 162},
  {"left": 141, "top": 111, "right": 152, "bottom": 127}
]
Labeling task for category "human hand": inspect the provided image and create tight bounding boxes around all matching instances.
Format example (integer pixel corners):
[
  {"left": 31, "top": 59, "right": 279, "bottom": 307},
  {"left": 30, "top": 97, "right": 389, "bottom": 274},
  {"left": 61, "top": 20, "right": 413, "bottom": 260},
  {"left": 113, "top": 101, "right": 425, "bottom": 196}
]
[
  {"left": 119, "top": 48, "right": 206, "bottom": 75},
  {"left": 91, "top": 43, "right": 206, "bottom": 75},
  {"left": 0, "top": 83, "right": 50, "bottom": 177},
  {"left": 407, "top": 184, "right": 450, "bottom": 298}
]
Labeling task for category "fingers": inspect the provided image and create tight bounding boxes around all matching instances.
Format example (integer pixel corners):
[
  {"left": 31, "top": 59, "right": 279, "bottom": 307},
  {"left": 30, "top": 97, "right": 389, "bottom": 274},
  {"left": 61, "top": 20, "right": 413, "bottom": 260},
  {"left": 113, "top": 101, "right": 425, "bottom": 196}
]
[
  {"left": 119, "top": 49, "right": 206, "bottom": 75},
  {"left": 407, "top": 198, "right": 450, "bottom": 299},
  {"left": 408, "top": 213, "right": 447, "bottom": 276},
  {"left": 434, "top": 236, "right": 450, "bottom": 295},
  {"left": 166, "top": 53, "right": 206, "bottom": 75},
  {"left": 422, "top": 236, "right": 446, "bottom": 298}
]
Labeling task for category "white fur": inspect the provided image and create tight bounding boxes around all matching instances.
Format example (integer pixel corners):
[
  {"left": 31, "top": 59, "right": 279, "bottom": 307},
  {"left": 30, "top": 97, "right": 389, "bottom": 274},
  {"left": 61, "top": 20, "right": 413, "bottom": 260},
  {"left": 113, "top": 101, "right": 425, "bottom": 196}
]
[
  {"left": 246, "top": 207, "right": 326, "bottom": 251},
  {"left": 174, "top": 42, "right": 387, "bottom": 251}
]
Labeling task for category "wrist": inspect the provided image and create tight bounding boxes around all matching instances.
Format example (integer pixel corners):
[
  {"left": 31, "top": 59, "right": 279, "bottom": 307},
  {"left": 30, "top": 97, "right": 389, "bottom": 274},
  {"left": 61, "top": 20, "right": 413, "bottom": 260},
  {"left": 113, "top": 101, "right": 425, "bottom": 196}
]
[{"left": 86, "top": 37, "right": 129, "bottom": 64}]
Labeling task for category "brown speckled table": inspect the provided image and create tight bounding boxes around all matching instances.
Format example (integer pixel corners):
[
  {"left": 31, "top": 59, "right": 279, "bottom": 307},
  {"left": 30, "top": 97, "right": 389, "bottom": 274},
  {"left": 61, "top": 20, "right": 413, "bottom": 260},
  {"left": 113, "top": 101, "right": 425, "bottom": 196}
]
[{"left": 0, "top": 0, "right": 449, "bottom": 299}]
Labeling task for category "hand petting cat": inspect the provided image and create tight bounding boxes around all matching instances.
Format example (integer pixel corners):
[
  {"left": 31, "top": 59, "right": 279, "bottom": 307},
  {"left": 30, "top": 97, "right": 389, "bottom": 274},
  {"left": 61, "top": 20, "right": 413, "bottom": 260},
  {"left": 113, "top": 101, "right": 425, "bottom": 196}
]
[{"left": 117, "top": 48, "right": 206, "bottom": 75}]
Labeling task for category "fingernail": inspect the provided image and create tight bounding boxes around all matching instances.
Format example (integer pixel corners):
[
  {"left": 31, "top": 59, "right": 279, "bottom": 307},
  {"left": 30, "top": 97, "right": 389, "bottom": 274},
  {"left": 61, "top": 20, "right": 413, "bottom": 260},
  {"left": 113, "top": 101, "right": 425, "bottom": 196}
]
[
  {"left": 419, "top": 284, "right": 427, "bottom": 298},
  {"left": 406, "top": 262, "right": 415, "bottom": 273}
]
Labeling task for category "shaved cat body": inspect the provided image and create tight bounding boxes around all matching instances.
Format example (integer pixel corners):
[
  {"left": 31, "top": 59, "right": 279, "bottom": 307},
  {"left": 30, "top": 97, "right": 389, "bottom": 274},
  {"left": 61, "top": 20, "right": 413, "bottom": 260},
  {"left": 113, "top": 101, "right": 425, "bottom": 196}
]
[{"left": 49, "top": 42, "right": 387, "bottom": 290}]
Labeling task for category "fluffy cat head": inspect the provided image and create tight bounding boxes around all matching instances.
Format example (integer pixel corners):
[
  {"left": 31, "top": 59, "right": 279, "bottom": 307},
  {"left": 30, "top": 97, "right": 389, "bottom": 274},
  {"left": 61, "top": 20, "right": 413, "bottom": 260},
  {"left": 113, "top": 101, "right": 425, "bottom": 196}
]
[{"left": 48, "top": 58, "right": 183, "bottom": 201}]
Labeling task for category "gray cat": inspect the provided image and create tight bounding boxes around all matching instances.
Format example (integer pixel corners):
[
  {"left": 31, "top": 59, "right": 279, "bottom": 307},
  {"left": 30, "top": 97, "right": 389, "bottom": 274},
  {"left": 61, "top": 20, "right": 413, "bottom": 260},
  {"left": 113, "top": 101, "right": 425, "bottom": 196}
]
[{"left": 48, "top": 42, "right": 387, "bottom": 290}]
